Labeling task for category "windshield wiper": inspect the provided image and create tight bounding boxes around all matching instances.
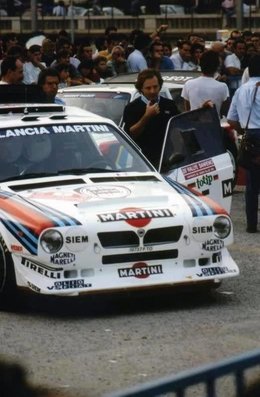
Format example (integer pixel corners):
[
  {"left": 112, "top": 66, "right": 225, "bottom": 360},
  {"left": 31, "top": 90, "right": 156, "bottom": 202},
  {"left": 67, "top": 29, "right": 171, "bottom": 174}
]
[
  {"left": 1, "top": 172, "right": 59, "bottom": 182},
  {"left": 57, "top": 168, "right": 116, "bottom": 175},
  {"left": 1, "top": 168, "right": 116, "bottom": 183}
]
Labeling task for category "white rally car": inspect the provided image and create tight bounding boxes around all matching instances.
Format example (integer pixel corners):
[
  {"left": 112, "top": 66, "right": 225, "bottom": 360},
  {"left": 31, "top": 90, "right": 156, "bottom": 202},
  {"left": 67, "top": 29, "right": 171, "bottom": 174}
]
[{"left": 0, "top": 104, "right": 238, "bottom": 299}]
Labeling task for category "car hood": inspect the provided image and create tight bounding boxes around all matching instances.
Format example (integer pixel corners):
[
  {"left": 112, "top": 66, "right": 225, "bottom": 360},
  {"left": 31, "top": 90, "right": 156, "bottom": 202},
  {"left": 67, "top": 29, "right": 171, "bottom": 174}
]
[{"left": 5, "top": 173, "right": 226, "bottom": 229}]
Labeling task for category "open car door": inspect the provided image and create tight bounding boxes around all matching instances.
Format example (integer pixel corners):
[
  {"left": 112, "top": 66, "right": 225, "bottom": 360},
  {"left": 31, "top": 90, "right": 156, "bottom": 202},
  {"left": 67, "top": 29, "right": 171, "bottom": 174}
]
[{"left": 159, "top": 107, "right": 234, "bottom": 213}]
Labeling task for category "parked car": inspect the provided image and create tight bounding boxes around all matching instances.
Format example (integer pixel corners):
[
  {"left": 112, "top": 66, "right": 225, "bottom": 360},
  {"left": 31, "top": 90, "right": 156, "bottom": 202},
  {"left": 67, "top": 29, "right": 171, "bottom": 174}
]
[
  {"left": 58, "top": 71, "right": 202, "bottom": 124},
  {"left": 0, "top": 103, "right": 238, "bottom": 300}
]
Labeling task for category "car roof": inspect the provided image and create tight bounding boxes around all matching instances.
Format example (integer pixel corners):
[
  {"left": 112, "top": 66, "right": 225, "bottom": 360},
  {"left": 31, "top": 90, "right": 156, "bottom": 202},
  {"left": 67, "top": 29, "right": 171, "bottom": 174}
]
[
  {"left": 105, "top": 71, "right": 202, "bottom": 86},
  {"left": 0, "top": 103, "right": 116, "bottom": 126},
  {"left": 58, "top": 82, "right": 171, "bottom": 99},
  {"left": 58, "top": 84, "right": 137, "bottom": 95}
]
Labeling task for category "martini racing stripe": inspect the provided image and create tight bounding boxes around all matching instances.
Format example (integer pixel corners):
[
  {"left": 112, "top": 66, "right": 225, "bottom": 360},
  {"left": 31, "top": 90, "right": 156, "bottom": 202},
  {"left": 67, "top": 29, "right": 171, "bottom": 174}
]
[
  {"left": 174, "top": 184, "right": 208, "bottom": 216},
  {"left": 0, "top": 192, "right": 54, "bottom": 234},
  {"left": 0, "top": 212, "right": 38, "bottom": 254},
  {"left": 164, "top": 176, "right": 224, "bottom": 217},
  {"left": 0, "top": 191, "right": 81, "bottom": 228},
  {"left": 0, "top": 191, "right": 81, "bottom": 254},
  {"left": 28, "top": 200, "right": 81, "bottom": 227}
]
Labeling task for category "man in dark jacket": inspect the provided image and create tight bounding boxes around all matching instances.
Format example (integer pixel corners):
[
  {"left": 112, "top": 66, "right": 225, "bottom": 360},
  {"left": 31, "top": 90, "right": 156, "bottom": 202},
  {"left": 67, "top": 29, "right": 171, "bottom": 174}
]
[{"left": 122, "top": 69, "right": 179, "bottom": 168}]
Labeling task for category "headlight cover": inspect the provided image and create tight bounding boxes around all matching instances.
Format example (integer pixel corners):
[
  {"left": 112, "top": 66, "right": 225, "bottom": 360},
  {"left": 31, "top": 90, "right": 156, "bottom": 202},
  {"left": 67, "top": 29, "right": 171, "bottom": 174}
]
[
  {"left": 213, "top": 216, "right": 231, "bottom": 239},
  {"left": 40, "top": 229, "right": 63, "bottom": 254}
]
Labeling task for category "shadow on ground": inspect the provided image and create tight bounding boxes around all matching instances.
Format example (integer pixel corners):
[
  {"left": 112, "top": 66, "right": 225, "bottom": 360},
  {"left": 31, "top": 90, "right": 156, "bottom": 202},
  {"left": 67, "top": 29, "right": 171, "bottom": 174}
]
[{"left": 1, "top": 283, "right": 238, "bottom": 318}]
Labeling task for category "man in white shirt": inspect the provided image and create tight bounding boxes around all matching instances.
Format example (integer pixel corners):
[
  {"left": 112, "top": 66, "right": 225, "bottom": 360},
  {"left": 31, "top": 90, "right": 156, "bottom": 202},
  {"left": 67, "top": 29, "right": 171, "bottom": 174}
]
[
  {"left": 224, "top": 38, "right": 247, "bottom": 94},
  {"left": 181, "top": 50, "right": 229, "bottom": 117},
  {"left": 23, "top": 45, "right": 46, "bottom": 85},
  {"left": 170, "top": 40, "right": 193, "bottom": 70},
  {"left": 127, "top": 33, "right": 151, "bottom": 72},
  {"left": 224, "top": 39, "right": 246, "bottom": 75}
]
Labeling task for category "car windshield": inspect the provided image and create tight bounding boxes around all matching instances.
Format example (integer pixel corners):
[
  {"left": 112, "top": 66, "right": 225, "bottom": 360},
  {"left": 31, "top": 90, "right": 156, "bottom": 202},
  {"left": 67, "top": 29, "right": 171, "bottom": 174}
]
[
  {"left": 59, "top": 91, "right": 131, "bottom": 125},
  {"left": 0, "top": 122, "right": 152, "bottom": 182}
]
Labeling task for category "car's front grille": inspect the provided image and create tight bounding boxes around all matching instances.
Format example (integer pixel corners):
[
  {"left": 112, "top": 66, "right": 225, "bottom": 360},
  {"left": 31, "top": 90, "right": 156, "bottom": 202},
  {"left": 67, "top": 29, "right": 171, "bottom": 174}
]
[
  {"left": 98, "top": 226, "right": 183, "bottom": 249},
  {"left": 102, "top": 250, "right": 178, "bottom": 265},
  {"left": 144, "top": 226, "right": 183, "bottom": 245},
  {"left": 98, "top": 231, "right": 139, "bottom": 248}
]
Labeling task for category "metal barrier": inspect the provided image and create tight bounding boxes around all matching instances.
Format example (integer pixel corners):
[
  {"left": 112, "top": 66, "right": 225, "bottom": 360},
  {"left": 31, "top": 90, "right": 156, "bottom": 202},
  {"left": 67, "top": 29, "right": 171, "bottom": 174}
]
[
  {"left": 1, "top": 13, "right": 260, "bottom": 35},
  {"left": 105, "top": 349, "right": 260, "bottom": 397}
]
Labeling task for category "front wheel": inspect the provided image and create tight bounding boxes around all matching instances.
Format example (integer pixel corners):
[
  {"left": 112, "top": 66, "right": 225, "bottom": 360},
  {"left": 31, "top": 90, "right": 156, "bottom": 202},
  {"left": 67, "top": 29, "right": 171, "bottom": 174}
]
[{"left": 0, "top": 238, "right": 17, "bottom": 306}]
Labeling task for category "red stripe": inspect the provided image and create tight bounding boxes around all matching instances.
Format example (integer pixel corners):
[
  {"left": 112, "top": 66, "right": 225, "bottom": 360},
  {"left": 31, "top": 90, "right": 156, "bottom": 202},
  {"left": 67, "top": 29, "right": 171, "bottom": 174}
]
[{"left": 0, "top": 196, "right": 54, "bottom": 235}]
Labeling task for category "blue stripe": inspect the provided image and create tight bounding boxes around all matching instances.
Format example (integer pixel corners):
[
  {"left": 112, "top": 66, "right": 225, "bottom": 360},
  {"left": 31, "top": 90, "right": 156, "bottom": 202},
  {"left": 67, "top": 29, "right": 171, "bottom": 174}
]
[
  {"left": 174, "top": 184, "right": 210, "bottom": 216},
  {"left": 33, "top": 202, "right": 81, "bottom": 226},
  {"left": 1, "top": 219, "right": 37, "bottom": 254},
  {"left": 3, "top": 218, "right": 38, "bottom": 244},
  {"left": 175, "top": 183, "right": 215, "bottom": 216},
  {"left": 164, "top": 176, "right": 216, "bottom": 217}
]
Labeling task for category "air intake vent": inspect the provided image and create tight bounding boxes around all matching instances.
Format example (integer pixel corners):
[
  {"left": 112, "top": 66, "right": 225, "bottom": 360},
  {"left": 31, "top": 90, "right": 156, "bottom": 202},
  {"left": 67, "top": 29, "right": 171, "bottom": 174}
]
[
  {"left": 98, "top": 231, "right": 139, "bottom": 248},
  {"left": 90, "top": 175, "right": 159, "bottom": 183},
  {"left": 144, "top": 226, "right": 183, "bottom": 245},
  {"left": 10, "top": 179, "right": 86, "bottom": 192},
  {"left": 102, "top": 250, "right": 178, "bottom": 264}
]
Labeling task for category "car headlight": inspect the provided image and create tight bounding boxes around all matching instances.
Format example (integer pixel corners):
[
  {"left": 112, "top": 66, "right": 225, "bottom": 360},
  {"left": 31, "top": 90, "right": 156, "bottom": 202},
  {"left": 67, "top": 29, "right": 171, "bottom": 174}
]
[
  {"left": 213, "top": 216, "right": 231, "bottom": 239},
  {"left": 40, "top": 229, "right": 63, "bottom": 254}
]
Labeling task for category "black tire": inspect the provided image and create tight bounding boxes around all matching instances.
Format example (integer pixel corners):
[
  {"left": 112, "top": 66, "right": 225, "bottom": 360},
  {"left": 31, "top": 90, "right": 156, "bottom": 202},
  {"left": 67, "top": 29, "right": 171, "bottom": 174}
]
[{"left": 0, "top": 238, "right": 17, "bottom": 307}]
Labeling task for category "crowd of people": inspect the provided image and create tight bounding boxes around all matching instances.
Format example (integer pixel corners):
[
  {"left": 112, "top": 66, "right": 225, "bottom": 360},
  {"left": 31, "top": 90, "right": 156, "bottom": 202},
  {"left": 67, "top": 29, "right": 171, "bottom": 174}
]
[
  {"left": 0, "top": 24, "right": 259, "bottom": 231},
  {"left": 1, "top": 27, "right": 260, "bottom": 92}
]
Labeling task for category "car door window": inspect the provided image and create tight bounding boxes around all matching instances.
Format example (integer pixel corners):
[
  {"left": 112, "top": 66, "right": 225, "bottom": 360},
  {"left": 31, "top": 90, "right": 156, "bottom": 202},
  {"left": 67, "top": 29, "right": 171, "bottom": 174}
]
[{"left": 159, "top": 107, "right": 225, "bottom": 171}]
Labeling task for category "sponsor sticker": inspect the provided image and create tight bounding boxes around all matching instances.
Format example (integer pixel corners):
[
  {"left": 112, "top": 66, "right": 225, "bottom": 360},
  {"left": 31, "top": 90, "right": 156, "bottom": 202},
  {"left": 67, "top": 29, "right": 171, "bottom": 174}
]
[
  {"left": 188, "top": 174, "right": 218, "bottom": 190},
  {"left": 75, "top": 185, "right": 131, "bottom": 199},
  {"left": 21, "top": 257, "right": 62, "bottom": 279},
  {"left": 47, "top": 279, "right": 92, "bottom": 290},
  {"left": 65, "top": 228, "right": 88, "bottom": 252},
  {"left": 182, "top": 159, "right": 216, "bottom": 180},
  {"left": 0, "top": 124, "right": 111, "bottom": 139},
  {"left": 50, "top": 252, "right": 76, "bottom": 265},
  {"left": 27, "top": 190, "right": 83, "bottom": 202},
  {"left": 197, "top": 266, "right": 235, "bottom": 277},
  {"left": 118, "top": 262, "right": 163, "bottom": 278},
  {"left": 202, "top": 239, "right": 224, "bottom": 251},
  {"left": 192, "top": 225, "right": 213, "bottom": 234},
  {"left": 11, "top": 244, "right": 23, "bottom": 252},
  {"left": 98, "top": 207, "right": 174, "bottom": 227},
  {"left": 222, "top": 179, "right": 233, "bottom": 198},
  {"left": 27, "top": 282, "right": 41, "bottom": 293}
]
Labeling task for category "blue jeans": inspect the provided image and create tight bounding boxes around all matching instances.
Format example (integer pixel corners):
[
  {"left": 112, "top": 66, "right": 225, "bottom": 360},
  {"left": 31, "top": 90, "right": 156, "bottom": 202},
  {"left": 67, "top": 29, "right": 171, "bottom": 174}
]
[
  {"left": 245, "top": 129, "right": 260, "bottom": 228},
  {"left": 245, "top": 166, "right": 260, "bottom": 228}
]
